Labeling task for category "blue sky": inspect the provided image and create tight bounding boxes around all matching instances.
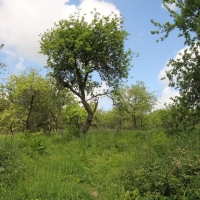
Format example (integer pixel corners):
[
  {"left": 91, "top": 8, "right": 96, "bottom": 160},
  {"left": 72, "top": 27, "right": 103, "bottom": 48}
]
[{"left": 0, "top": 0, "right": 184, "bottom": 109}]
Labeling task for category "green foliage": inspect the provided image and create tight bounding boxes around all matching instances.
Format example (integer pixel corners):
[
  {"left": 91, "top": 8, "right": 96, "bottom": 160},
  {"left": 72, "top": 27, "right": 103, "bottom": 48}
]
[
  {"left": 1, "top": 130, "right": 200, "bottom": 199},
  {"left": 147, "top": 109, "right": 163, "bottom": 130},
  {"left": 69, "top": 125, "right": 81, "bottom": 137},
  {"left": 120, "top": 151, "right": 200, "bottom": 199},
  {"left": 40, "top": 10, "right": 133, "bottom": 133},
  {"left": 151, "top": 0, "right": 200, "bottom": 45},
  {"left": 0, "top": 137, "right": 26, "bottom": 188},
  {"left": 152, "top": 103, "right": 200, "bottom": 134},
  {"left": 152, "top": 132, "right": 170, "bottom": 157},
  {"left": 40, "top": 10, "right": 132, "bottom": 93},
  {"left": 113, "top": 81, "right": 157, "bottom": 129},
  {"left": 0, "top": 69, "right": 51, "bottom": 133},
  {"left": 48, "top": 80, "right": 76, "bottom": 135},
  {"left": 64, "top": 102, "right": 87, "bottom": 129},
  {"left": 60, "top": 129, "right": 75, "bottom": 142},
  {"left": 103, "top": 108, "right": 131, "bottom": 130},
  {"left": 24, "top": 134, "right": 48, "bottom": 156},
  {"left": 120, "top": 132, "right": 200, "bottom": 199},
  {"left": 152, "top": 0, "right": 200, "bottom": 117},
  {"left": 0, "top": 69, "right": 76, "bottom": 134}
]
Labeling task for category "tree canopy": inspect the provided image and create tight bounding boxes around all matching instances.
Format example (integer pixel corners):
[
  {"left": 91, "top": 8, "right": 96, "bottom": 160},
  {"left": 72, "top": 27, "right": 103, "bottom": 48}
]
[
  {"left": 40, "top": 10, "right": 132, "bottom": 133},
  {"left": 0, "top": 69, "right": 76, "bottom": 134},
  {"left": 113, "top": 81, "right": 157, "bottom": 129},
  {"left": 151, "top": 0, "right": 200, "bottom": 111}
]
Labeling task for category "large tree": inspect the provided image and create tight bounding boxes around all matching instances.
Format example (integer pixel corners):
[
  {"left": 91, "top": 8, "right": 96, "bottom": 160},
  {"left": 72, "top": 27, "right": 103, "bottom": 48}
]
[
  {"left": 151, "top": 0, "right": 200, "bottom": 111},
  {"left": 39, "top": 10, "right": 132, "bottom": 133}
]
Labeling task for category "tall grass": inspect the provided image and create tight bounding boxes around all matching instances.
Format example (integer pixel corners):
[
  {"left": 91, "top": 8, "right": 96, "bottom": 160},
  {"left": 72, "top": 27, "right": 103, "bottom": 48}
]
[{"left": 0, "top": 129, "right": 200, "bottom": 199}]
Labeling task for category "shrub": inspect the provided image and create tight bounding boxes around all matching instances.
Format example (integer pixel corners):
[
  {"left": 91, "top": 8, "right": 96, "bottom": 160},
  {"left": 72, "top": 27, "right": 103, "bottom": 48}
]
[
  {"left": 151, "top": 132, "right": 170, "bottom": 157},
  {"left": 68, "top": 124, "right": 81, "bottom": 137},
  {"left": 120, "top": 148, "right": 200, "bottom": 199}
]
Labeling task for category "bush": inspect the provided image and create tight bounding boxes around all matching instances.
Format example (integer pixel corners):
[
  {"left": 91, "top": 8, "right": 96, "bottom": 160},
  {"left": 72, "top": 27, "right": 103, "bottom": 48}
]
[
  {"left": 68, "top": 124, "right": 81, "bottom": 137},
  {"left": 18, "top": 134, "right": 48, "bottom": 157},
  {"left": 151, "top": 132, "right": 170, "bottom": 157},
  {"left": 120, "top": 147, "right": 200, "bottom": 199}
]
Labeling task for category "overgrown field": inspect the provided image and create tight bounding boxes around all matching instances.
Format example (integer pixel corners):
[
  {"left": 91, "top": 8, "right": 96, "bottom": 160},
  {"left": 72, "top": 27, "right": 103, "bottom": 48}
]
[{"left": 1, "top": 130, "right": 200, "bottom": 199}]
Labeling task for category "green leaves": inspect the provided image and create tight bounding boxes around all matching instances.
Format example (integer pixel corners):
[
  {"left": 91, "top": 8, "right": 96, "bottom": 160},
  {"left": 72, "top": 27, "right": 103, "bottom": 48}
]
[
  {"left": 152, "top": 0, "right": 200, "bottom": 117},
  {"left": 39, "top": 10, "right": 133, "bottom": 132},
  {"left": 0, "top": 69, "right": 50, "bottom": 132},
  {"left": 112, "top": 81, "right": 157, "bottom": 129},
  {"left": 40, "top": 10, "right": 132, "bottom": 99},
  {"left": 152, "top": 0, "right": 200, "bottom": 45},
  {"left": 0, "top": 69, "right": 76, "bottom": 134}
]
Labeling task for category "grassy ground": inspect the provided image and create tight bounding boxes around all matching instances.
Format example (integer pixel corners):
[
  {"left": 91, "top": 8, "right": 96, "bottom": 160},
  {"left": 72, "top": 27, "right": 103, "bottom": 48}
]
[{"left": 1, "top": 129, "right": 200, "bottom": 199}]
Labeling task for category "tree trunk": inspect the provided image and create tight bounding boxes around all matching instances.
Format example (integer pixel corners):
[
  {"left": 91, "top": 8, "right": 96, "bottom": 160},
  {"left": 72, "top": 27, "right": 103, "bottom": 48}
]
[
  {"left": 50, "top": 110, "right": 61, "bottom": 135},
  {"left": 81, "top": 99, "right": 98, "bottom": 133},
  {"left": 132, "top": 115, "right": 137, "bottom": 129},
  {"left": 26, "top": 94, "right": 35, "bottom": 131},
  {"left": 55, "top": 122, "right": 61, "bottom": 135},
  {"left": 81, "top": 111, "right": 94, "bottom": 133},
  {"left": 134, "top": 115, "right": 137, "bottom": 129},
  {"left": 10, "top": 125, "right": 14, "bottom": 135}
]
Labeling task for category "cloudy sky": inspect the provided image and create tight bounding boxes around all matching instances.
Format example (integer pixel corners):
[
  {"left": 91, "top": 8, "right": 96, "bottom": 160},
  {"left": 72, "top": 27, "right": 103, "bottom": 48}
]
[{"left": 0, "top": 0, "right": 184, "bottom": 109}]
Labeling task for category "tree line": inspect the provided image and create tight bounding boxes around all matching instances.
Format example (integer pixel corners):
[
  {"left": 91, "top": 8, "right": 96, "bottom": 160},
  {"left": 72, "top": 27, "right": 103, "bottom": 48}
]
[
  {"left": 1, "top": 0, "right": 200, "bottom": 134},
  {"left": 0, "top": 68, "right": 158, "bottom": 134}
]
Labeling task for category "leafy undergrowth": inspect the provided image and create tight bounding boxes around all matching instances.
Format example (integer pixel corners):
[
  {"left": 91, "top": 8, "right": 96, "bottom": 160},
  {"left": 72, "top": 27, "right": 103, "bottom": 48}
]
[{"left": 0, "top": 129, "right": 200, "bottom": 199}]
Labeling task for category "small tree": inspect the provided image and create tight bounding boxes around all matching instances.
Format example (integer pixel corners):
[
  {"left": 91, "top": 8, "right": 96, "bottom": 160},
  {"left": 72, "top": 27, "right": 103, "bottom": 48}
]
[
  {"left": 0, "top": 69, "right": 51, "bottom": 133},
  {"left": 113, "top": 81, "right": 157, "bottom": 129},
  {"left": 40, "top": 10, "right": 132, "bottom": 133},
  {"left": 48, "top": 81, "right": 76, "bottom": 135}
]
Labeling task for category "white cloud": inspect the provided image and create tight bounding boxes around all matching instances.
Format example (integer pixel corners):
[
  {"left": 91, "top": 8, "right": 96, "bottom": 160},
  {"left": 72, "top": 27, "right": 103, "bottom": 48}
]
[
  {"left": 0, "top": 0, "right": 76, "bottom": 64},
  {"left": 2, "top": 48, "right": 17, "bottom": 69},
  {"left": 158, "top": 61, "right": 170, "bottom": 87},
  {"left": 94, "top": 81, "right": 109, "bottom": 93},
  {"left": 0, "top": 0, "right": 120, "bottom": 65},
  {"left": 2, "top": 48, "right": 18, "bottom": 58},
  {"left": 86, "top": 81, "right": 109, "bottom": 100},
  {"left": 78, "top": 0, "right": 120, "bottom": 22},
  {"left": 157, "top": 86, "right": 179, "bottom": 108},
  {"left": 16, "top": 57, "right": 25, "bottom": 70},
  {"left": 158, "top": 47, "right": 188, "bottom": 87},
  {"left": 161, "top": 2, "right": 177, "bottom": 11},
  {"left": 84, "top": 80, "right": 113, "bottom": 110},
  {"left": 2, "top": 48, "right": 25, "bottom": 70},
  {"left": 157, "top": 47, "right": 187, "bottom": 108},
  {"left": 158, "top": 44, "right": 200, "bottom": 108}
]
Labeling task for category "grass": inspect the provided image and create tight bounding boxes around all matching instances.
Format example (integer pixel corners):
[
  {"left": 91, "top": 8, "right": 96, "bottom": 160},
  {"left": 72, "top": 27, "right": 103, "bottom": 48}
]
[{"left": 1, "top": 129, "right": 200, "bottom": 199}]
